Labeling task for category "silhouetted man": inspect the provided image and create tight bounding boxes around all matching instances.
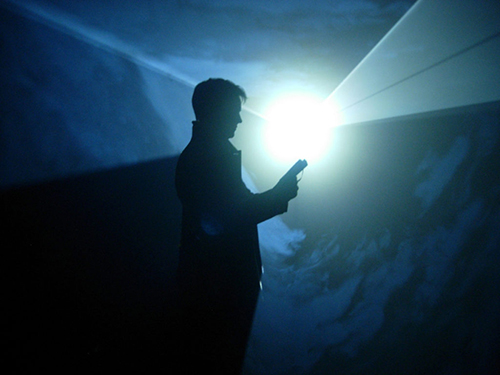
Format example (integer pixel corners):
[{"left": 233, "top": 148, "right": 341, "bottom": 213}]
[{"left": 175, "top": 78, "right": 301, "bottom": 373}]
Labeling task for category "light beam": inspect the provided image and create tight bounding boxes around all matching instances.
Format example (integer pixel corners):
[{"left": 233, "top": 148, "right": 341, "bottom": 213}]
[
  {"left": 260, "top": 0, "right": 500, "bottom": 165},
  {"left": 262, "top": 93, "right": 338, "bottom": 164},
  {"left": 324, "top": 0, "right": 500, "bottom": 125},
  {"left": 7, "top": 0, "right": 499, "bottom": 166},
  {"left": 1, "top": 0, "right": 197, "bottom": 88}
]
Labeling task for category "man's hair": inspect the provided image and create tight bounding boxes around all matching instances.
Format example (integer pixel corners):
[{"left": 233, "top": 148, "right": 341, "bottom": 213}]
[{"left": 192, "top": 78, "right": 247, "bottom": 122}]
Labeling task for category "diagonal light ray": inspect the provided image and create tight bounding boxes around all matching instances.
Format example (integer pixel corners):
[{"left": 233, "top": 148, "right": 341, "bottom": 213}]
[
  {"left": 332, "top": 30, "right": 500, "bottom": 118},
  {"left": 324, "top": 0, "right": 500, "bottom": 126},
  {"left": 2, "top": 0, "right": 273, "bottom": 122},
  {"left": 2, "top": 0, "right": 197, "bottom": 87},
  {"left": 6, "top": 0, "right": 499, "bottom": 132},
  {"left": 324, "top": 0, "right": 421, "bottom": 104}
]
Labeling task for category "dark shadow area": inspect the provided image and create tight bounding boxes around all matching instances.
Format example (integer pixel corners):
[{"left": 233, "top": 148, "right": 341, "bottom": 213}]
[{"left": 4, "top": 156, "right": 181, "bottom": 371}]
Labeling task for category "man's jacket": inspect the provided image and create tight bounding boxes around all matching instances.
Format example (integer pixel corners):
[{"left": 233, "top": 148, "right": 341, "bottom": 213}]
[{"left": 175, "top": 122, "right": 287, "bottom": 307}]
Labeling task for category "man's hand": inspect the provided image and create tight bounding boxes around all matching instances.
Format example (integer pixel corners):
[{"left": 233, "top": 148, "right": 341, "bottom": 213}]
[
  {"left": 274, "top": 174, "right": 299, "bottom": 201},
  {"left": 274, "top": 159, "right": 306, "bottom": 201}
]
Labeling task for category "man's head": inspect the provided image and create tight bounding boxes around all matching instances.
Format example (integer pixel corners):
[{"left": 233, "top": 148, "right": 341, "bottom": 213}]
[{"left": 192, "top": 78, "right": 246, "bottom": 139}]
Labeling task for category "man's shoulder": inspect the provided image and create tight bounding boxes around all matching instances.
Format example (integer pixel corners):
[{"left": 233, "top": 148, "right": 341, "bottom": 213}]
[
  {"left": 180, "top": 138, "right": 235, "bottom": 160},
  {"left": 179, "top": 139, "right": 207, "bottom": 163},
  {"left": 177, "top": 140, "right": 218, "bottom": 177}
]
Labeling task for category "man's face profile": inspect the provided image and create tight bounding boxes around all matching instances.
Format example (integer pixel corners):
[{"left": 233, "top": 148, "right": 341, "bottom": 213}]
[{"left": 216, "top": 97, "right": 242, "bottom": 139}]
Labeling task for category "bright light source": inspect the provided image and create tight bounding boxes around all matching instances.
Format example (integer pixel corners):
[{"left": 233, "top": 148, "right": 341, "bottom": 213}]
[{"left": 263, "top": 94, "right": 338, "bottom": 165}]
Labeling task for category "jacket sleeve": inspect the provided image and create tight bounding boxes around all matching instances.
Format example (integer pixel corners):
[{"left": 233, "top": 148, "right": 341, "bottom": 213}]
[
  {"left": 176, "top": 148, "right": 288, "bottom": 236},
  {"left": 230, "top": 185, "right": 288, "bottom": 225}
]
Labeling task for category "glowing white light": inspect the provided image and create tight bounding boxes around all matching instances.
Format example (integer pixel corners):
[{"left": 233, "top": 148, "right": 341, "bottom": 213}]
[{"left": 263, "top": 94, "right": 338, "bottom": 164}]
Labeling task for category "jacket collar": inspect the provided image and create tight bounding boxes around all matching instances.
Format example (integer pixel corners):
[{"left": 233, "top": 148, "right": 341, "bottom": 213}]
[{"left": 191, "top": 121, "right": 238, "bottom": 154}]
